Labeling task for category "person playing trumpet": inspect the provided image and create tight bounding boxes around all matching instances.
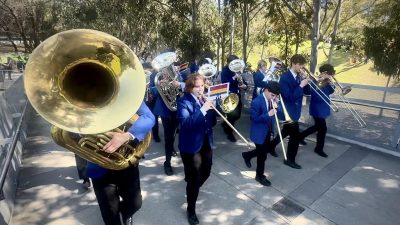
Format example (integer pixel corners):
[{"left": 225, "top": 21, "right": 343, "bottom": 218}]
[
  {"left": 298, "top": 64, "right": 336, "bottom": 158},
  {"left": 242, "top": 81, "right": 281, "bottom": 186},
  {"left": 177, "top": 73, "right": 217, "bottom": 225},
  {"left": 270, "top": 54, "right": 310, "bottom": 169}
]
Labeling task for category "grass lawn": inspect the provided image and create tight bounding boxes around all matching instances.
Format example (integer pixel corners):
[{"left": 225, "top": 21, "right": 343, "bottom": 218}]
[{"left": 248, "top": 43, "right": 399, "bottom": 88}]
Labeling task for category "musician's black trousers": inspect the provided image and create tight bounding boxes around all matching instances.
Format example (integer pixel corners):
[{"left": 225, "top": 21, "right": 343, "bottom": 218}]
[
  {"left": 299, "top": 117, "right": 327, "bottom": 152},
  {"left": 181, "top": 136, "right": 212, "bottom": 213},
  {"left": 243, "top": 131, "right": 272, "bottom": 177},
  {"left": 222, "top": 100, "right": 242, "bottom": 135},
  {"left": 74, "top": 154, "right": 88, "bottom": 181},
  {"left": 271, "top": 122, "right": 300, "bottom": 162},
  {"left": 145, "top": 100, "right": 159, "bottom": 138},
  {"left": 92, "top": 166, "right": 142, "bottom": 225},
  {"left": 161, "top": 116, "right": 178, "bottom": 164}
]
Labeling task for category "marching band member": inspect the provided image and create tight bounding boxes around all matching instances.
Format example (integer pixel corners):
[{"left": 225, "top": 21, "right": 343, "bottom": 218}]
[
  {"left": 252, "top": 59, "right": 268, "bottom": 99},
  {"left": 242, "top": 81, "right": 280, "bottom": 186},
  {"left": 177, "top": 73, "right": 217, "bottom": 225},
  {"left": 220, "top": 55, "right": 247, "bottom": 142},
  {"left": 298, "top": 64, "right": 336, "bottom": 158},
  {"left": 86, "top": 102, "right": 155, "bottom": 225},
  {"left": 144, "top": 62, "right": 161, "bottom": 142},
  {"left": 151, "top": 73, "right": 180, "bottom": 176},
  {"left": 270, "top": 54, "right": 309, "bottom": 169}
]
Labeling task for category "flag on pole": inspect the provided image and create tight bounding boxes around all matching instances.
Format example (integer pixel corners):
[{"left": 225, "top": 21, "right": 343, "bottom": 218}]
[{"left": 207, "top": 83, "right": 229, "bottom": 100}]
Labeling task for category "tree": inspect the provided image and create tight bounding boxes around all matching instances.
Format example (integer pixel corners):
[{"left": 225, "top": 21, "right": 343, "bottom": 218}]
[
  {"left": 0, "top": 0, "right": 58, "bottom": 52},
  {"left": 364, "top": 0, "right": 400, "bottom": 78}
]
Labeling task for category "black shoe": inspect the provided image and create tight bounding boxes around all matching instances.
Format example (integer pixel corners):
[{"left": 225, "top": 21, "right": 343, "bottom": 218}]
[
  {"left": 187, "top": 211, "right": 199, "bottom": 225},
  {"left": 153, "top": 135, "right": 161, "bottom": 142},
  {"left": 172, "top": 150, "right": 178, "bottom": 157},
  {"left": 284, "top": 160, "right": 302, "bottom": 169},
  {"left": 255, "top": 175, "right": 271, "bottom": 186},
  {"left": 82, "top": 178, "right": 91, "bottom": 189},
  {"left": 164, "top": 162, "right": 173, "bottom": 176},
  {"left": 269, "top": 149, "right": 278, "bottom": 157},
  {"left": 315, "top": 150, "right": 328, "bottom": 158},
  {"left": 227, "top": 134, "right": 237, "bottom": 142},
  {"left": 299, "top": 139, "right": 307, "bottom": 146},
  {"left": 242, "top": 152, "right": 251, "bottom": 168}
]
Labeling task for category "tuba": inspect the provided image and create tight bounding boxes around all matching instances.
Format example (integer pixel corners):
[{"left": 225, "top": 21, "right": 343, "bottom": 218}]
[
  {"left": 151, "top": 52, "right": 180, "bottom": 111},
  {"left": 24, "top": 29, "right": 151, "bottom": 170}
]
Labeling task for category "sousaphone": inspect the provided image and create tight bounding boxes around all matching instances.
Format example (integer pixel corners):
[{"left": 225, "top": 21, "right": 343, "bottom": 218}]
[{"left": 24, "top": 29, "right": 151, "bottom": 170}]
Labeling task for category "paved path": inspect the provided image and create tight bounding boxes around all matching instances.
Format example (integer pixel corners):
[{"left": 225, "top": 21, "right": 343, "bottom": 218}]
[{"left": 10, "top": 109, "right": 400, "bottom": 225}]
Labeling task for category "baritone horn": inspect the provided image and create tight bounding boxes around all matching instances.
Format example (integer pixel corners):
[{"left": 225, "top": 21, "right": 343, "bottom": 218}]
[
  {"left": 151, "top": 52, "right": 180, "bottom": 111},
  {"left": 199, "top": 63, "right": 240, "bottom": 114},
  {"left": 24, "top": 29, "right": 151, "bottom": 170}
]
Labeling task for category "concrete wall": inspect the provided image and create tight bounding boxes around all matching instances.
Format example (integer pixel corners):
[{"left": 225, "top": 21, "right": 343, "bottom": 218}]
[{"left": 0, "top": 77, "right": 29, "bottom": 225}]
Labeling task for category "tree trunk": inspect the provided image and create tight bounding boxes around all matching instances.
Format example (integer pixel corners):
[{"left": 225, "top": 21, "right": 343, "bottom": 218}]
[
  {"left": 380, "top": 76, "right": 391, "bottom": 116},
  {"left": 229, "top": 14, "right": 235, "bottom": 55},
  {"left": 328, "top": 0, "right": 342, "bottom": 64},
  {"left": 217, "top": 0, "right": 221, "bottom": 70},
  {"left": 191, "top": 0, "right": 197, "bottom": 59},
  {"left": 310, "top": 0, "right": 321, "bottom": 73},
  {"left": 241, "top": 3, "right": 248, "bottom": 61}
]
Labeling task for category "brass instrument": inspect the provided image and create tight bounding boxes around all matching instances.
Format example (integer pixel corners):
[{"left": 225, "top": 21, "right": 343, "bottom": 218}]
[
  {"left": 263, "top": 57, "right": 286, "bottom": 83},
  {"left": 263, "top": 58, "right": 293, "bottom": 124},
  {"left": 198, "top": 93, "right": 251, "bottom": 148},
  {"left": 199, "top": 63, "right": 240, "bottom": 114},
  {"left": 151, "top": 52, "right": 180, "bottom": 111},
  {"left": 229, "top": 59, "right": 246, "bottom": 87},
  {"left": 24, "top": 29, "right": 151, "bottom": 170},
  {"left": 198, "top": 63, "right": 217, "bottom": 79},
  {"left": 302, "top": 68, "right": 366, "bottom": 127},
  {"left": 270, "top": 99, "right": 287, "bottom": 160},
  {"left": 330, "top": 76, "right": 366, "bottom": 127},
  {"left": 300, "top": 67, "right": 340, "bottom": 112},
  {"left": 331, "top": 75, "right": 352, "bottom": 96}
]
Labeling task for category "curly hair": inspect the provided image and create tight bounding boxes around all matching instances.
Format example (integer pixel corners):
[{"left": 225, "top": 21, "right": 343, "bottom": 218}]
[{"left": 184, "top": 73, "right": 206, "bottom": 93}]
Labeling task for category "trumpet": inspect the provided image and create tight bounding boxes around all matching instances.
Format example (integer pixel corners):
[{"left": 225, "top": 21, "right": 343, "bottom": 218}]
[{"left": 198, "top": 92, "right": 252, "bottom": 148}]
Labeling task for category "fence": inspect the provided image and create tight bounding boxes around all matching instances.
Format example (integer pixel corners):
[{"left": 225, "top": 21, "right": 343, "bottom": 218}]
[
  {"left": 239, "top": 72, "right": 400, "bottom": 153},
  {"left": 0, "top": 76, "right": 29, "bottom": 225}
]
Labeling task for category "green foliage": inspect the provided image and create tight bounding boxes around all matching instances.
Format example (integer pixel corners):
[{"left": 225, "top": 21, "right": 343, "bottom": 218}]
[{"left": 364, "top": 0, "right": 400, "bottom": 78}]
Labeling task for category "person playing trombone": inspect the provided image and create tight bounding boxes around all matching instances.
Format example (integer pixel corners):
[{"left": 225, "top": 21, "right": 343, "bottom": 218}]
[
  {"left": 177, "top": 73, "right": 217, "bottom": 225},
  {"left": 242, "top": 81, "right": 280, "bottom": 186},
  {"left": 270, "top": 54, "right": 310, "bottom": 169},
  {"left": 298, "top": 64, "right": 336, "bottom": 158}
]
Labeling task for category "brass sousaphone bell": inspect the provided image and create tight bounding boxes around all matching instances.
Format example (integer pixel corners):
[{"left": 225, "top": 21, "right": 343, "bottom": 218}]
[{"left": 24, "top": 29, "right": 151, "bottom": 170}]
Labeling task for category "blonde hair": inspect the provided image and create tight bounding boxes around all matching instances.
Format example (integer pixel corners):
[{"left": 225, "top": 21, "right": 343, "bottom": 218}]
[{"left": 257, "top": 59, "right": 267, "bottom": 70}]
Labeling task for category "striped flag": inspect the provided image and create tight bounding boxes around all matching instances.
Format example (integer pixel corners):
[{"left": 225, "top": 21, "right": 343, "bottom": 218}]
[{"left": 207, "top": 83, "right": 229, "bottom": 100}]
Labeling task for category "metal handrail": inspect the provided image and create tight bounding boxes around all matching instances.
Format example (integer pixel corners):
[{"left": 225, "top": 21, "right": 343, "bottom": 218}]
[
  {"left": 330, "top": 98, "right": 400, "bottom": 112},
  {"left": 0, "top": 101, "right": 28, "bottom": 200}
]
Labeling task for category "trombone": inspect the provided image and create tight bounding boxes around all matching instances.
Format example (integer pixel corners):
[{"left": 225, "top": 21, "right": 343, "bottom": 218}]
[
  {"left": 300, "top": 67, "right": 340, "bottom": 113},
  {"left": 270, "top": 97, "right": 290, "bottom": 160},
  {"left": 198, "top": 92, "right": 252, "bottom": 149},
  {"left": 329, "top": 76, "right": 367, "bottom": 127}
]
